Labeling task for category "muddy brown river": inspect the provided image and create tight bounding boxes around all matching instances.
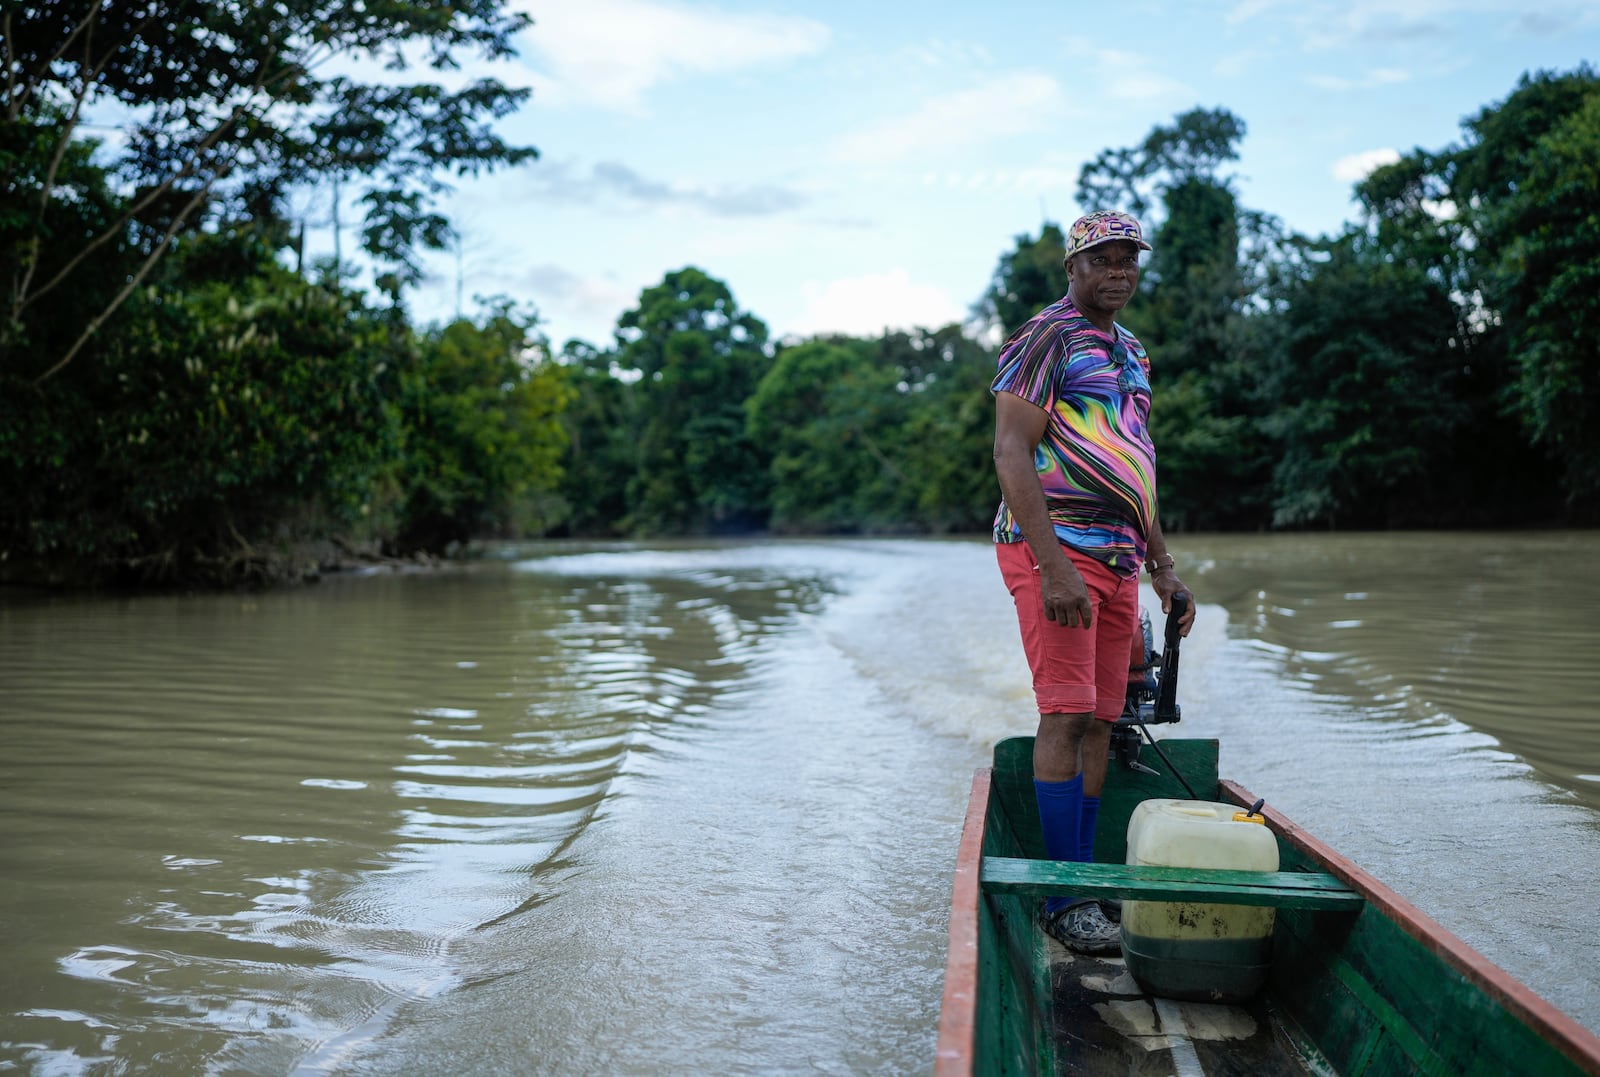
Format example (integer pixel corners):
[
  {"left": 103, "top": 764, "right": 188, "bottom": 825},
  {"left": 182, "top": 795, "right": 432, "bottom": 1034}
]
[{"left": 2, "top": 532, "right": 1596, "bottom": 1074}]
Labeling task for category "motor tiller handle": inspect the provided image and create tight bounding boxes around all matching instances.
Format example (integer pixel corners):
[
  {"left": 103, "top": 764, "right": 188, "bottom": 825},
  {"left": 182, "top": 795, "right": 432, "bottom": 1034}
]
[{"left": 1153, "top": 591, "right": 1189, "bottom": 723}]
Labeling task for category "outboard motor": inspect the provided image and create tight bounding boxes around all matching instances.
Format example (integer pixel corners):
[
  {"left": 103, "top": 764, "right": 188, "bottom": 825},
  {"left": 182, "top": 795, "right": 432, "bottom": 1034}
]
[{"left": 1111, "top": 592, "right": 1188, "bottom": 775}]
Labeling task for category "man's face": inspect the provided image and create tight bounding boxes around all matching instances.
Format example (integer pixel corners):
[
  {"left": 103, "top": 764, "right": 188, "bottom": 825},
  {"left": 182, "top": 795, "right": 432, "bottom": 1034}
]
[{"left": 1067, "top": 240, "right": 1142, "bottom": 314}]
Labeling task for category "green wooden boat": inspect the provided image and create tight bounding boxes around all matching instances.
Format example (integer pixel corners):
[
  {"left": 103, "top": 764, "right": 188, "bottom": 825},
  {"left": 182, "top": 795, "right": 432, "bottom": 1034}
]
[{"left": 936, "top": 602, "right": 1600, "bottom": 1075}]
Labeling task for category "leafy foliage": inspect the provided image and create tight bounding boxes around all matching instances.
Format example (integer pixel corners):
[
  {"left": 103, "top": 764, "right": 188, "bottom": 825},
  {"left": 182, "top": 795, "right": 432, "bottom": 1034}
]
[
  {"left": 873, "top": 327, "right": 998, "bottom": 532},
  {"left": 1, "top": 0, "right": 537, "bottom": 380},
  {"left": 747, "top": 337, "right": 902, "bottom": 531},
  {"left": 0, "top": 1, "right": 559, "bottom": 587},
  {"left": 394, "top": 304, "right": 574, "bottom": 551},
  {"left": 1069, "top": 107, "right": 1275, "bottom": 527},
  {"left": 1482, "top": 76, "right": 1600, "bottom": 508},
  {"left": 8, "top": 63, "right": 1600, "bottom": 588},
  {"left": 0, "top": 244, "right": 399, "bottom": 585},
  {"left": 744, "top": 327, "right": 995, "bottom": 535},
  {"left": 551, "top": 340, "right": 632, "bottom": 536},
  {"left": 1259, "top": 235, "right": 1469, "bottom": 527},
  {"left": 615, "top": 268, "right": 773, "bottom": 534},
  {"left": 1077, "top": 106, "right": 1247, "bottom": 219},
  {"left": 1354, "top": 66, "right": 1600, "bottom": 517},
  {"left": 978, "top": 223, "right": 1068, "bottom": 340}
]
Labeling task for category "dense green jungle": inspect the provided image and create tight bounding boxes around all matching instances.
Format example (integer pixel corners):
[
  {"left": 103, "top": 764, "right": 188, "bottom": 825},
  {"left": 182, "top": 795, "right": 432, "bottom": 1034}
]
[{"left": 4, "top": 5, "right": 1598, "bottom": 588}]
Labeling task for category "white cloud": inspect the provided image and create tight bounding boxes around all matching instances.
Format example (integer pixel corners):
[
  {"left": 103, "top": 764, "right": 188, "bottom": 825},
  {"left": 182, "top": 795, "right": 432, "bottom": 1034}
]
[
  {"left": 1220, "top": 0, "right": 1599, "bottom": 53},
  {"left": 794, "top": 269, "right": 965, "bottom": 337},
  {"left": 1212, "top": 49, "right": 1260, "bottom": 78},
  {"left": 534, "top": 269, "right": 642, "bottom": 346},
  {"left": 1079, "top": 47, "right": 1197, "bottom": 103},
  {"left": 1226, "top": 0, "right": 1283, "bottom": 24},
  {"left": 412, "top": 257, "right": 643, "bottom": 346},
  {"left": 1514, "top": 7, "right": 1600, "bottom": 35},
  {"left": 1049, "top": 37, "right": 1196, "bottom": 103},
  {"left": 903, "top": 39, "right": 996, "bottom": 69},
  {"left": 918, "top": 167, "right": 1081, "bottom": 193},
  {"left": 522, "top": 158, "right": 809, "bottom": 217},
  {"left": 1309, "top": 67, "right": 1415, "bottom": 91},
  {"left": 1332, "top": 147, "right": 1401, "bottom": 183},
  {"left": 829, "top": 73, "right": 1065, "bottom": 165},
  {"left": 516, "top": 0, "right": 829, "bottom": 113}
]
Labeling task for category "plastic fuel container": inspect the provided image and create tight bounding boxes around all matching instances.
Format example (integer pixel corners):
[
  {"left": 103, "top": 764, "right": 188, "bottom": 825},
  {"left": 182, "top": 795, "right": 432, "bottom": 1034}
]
[{"left": 1121, "top": 798, "right": 1279, "bottom": 1002}]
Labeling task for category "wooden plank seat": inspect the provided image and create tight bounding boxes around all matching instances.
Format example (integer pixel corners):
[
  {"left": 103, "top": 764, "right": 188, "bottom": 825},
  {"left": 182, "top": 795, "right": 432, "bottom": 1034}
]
[{"left": 979, "top": 856, "right": 1365, "bottom": 911}]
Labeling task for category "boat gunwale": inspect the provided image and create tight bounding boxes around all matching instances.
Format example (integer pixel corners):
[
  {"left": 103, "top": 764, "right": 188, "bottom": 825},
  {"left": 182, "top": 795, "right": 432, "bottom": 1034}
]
[
  {"left": 1219, "top": 778, "right": 1600, "bottom": 1077},
  {"left": 934, "top": 765, "right": 990, "bottom": 1076}
]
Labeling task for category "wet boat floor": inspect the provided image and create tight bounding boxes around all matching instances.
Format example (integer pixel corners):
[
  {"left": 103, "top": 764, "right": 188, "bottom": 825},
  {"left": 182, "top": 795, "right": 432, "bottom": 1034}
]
[{"left": 1047, "top": 940, "right": 1319, "bottom": 1076}]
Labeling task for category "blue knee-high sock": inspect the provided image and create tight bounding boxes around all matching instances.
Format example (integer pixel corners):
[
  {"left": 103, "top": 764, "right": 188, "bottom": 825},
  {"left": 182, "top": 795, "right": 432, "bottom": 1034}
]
[
  {"left": 1035, "top": 775, "right": 1084, "bottom": 916},
  {"left": 1079, "top": 795, "right": 1101, "bottom": 864}
]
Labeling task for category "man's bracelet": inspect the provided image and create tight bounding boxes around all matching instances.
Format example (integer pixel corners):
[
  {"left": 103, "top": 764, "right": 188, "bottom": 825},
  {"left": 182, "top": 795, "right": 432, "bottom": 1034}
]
[{"left": 1145, "top": 555, "right": 1175, "bottom": 574}]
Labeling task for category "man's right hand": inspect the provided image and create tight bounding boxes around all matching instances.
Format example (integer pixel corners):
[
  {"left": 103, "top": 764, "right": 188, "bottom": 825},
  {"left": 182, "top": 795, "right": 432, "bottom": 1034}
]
[{"left": 1039, "top": 556, "right": 1092, "bottom": 628}]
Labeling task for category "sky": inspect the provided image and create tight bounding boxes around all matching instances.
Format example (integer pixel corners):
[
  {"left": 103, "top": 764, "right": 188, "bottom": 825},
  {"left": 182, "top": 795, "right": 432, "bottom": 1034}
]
[{"left": 312, "top": 0, "right": 1600, "bottom": 350}]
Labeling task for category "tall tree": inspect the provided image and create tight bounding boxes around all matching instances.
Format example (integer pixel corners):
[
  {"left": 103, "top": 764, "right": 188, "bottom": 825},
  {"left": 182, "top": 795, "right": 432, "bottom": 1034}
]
[
  {"left": 980, "top": 109, "right": 1250, "bottom": 351},
  {"left": 1076, "top": 106, "right": 1247, "bottom": 219},
  {"left": 394, "top": 302, "right": 573, "bottom": 552},
  {"left": 0, "top": 239, "right": 403, "bottom": 586},
  {"left": 977, "top": 223, "right": 1068, "bottom": 340},
  {"left": 746, "top": 336, "right": 902, "bottom": 531},
  {"left": 1, "top": 0, "right": 537, "bottom": 383},
  {"left": 1475, "top": 73, "right": 1600, "bottom": 511},
  {"left": 552, "top": 339, "right": 631, "bottom": 536},
  {"left": 1259, "top": 233, "right": 1469, "bottom": 526},
  {"left": 1355, "top": 66, "right": 1598, "bottom": 516},
  {"left": 1075, "top": 107, "right": 1249, "bottom": 374},
  {"left": 876, "top": 326, "right": 999, "bottom": 532},
  {"left": 616, "top": 268, "right": 772, "bottom": 533},
  {"left": 1465, "top": 69, "right": 1600, "bottom": 508},
  {"left": 1074, "top": 106, "right": 1273, "bottom": 527}
]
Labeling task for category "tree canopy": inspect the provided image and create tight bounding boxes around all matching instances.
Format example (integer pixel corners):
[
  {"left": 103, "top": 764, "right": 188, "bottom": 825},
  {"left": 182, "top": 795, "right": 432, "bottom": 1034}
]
[
  {"left": 616, "top": 268, "right": 773, "bottom": 533},
  {"left": 6, "top": 58, "right": 1600, "bottom": 588},
  {"left": 1356, "top": 65, "right": 1600, "bottom": 514},
  {"left": 2, "top": 0, "right": 537, "bottom": 382},
  {"left": 0, "top": 2, "right": 560, "bottom": 587}
]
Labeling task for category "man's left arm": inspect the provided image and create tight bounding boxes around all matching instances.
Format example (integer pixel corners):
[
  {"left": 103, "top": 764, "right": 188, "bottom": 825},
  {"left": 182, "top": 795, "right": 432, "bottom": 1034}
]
[{"left": 1144, "top": 493, "right": 1196, "bottom": 636}]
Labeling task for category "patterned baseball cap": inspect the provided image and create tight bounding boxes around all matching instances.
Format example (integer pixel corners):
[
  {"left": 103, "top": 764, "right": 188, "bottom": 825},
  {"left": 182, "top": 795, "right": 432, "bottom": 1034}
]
[{"left": 1063, "top": 210, "right": 1152, "bottom": 260}]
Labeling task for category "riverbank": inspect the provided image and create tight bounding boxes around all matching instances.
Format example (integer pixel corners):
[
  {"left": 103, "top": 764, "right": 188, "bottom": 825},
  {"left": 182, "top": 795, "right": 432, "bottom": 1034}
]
[{"left": 0, "top": 535, "right": 461, "bottom": 594}]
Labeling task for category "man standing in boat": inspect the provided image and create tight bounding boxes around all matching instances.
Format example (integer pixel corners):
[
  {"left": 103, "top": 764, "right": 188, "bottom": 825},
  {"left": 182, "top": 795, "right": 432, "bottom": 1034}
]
[{"left": 991, "top": 209, "right": 1195, "bottom": 953}]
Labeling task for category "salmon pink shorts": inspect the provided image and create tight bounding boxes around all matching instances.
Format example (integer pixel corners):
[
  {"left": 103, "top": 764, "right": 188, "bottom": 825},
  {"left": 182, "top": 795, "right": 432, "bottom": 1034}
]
[{"left": 996, "top": 541, "right": 1139, "bottom": 720}]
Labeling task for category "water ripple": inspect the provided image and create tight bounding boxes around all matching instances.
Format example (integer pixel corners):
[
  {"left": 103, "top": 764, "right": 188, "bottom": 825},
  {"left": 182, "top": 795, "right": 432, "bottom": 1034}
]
[{"left": 0, "top": 555, "right": 823, "bottom": 1073}]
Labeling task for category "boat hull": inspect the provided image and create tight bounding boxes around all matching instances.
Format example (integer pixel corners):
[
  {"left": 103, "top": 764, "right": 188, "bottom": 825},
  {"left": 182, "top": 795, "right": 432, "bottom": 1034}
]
[{"left": 936, "top": 736, "right": 1600, "bottom": 1076}]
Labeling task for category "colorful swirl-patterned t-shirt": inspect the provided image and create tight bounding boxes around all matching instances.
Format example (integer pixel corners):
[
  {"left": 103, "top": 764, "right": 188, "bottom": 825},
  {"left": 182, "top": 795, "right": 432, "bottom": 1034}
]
[{"left": 991, "top": 296, "right": 1156, "bottom": 574}]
